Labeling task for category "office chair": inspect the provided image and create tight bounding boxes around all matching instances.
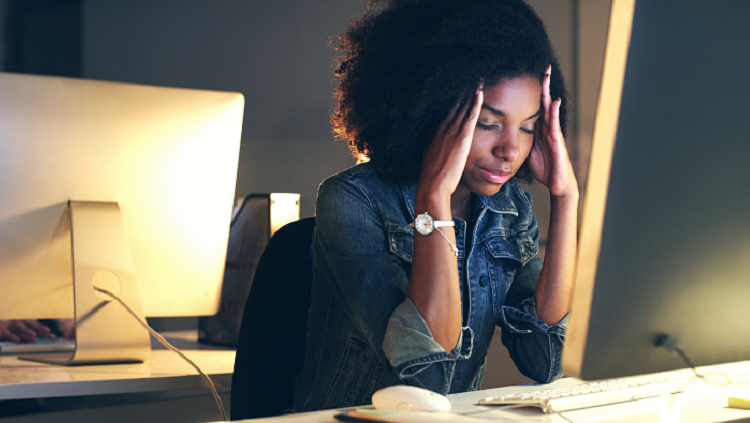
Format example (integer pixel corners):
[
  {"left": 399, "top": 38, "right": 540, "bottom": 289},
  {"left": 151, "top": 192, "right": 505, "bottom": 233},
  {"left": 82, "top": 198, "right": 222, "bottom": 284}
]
[{"left": 230, "top": 216, "right": 316, "bottom": 420}]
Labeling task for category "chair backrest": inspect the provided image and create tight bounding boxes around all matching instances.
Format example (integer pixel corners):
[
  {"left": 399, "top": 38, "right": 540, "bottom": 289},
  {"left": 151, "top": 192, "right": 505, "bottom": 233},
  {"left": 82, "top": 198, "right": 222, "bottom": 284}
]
[{"left": 230, "top": 216, "right": 315, "bottom": 420}]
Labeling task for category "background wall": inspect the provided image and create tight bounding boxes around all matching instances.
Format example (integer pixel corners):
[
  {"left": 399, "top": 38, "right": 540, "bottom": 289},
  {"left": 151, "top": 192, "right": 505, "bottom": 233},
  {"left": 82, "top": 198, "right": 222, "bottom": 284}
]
[
  {"left": 82, "top": 0, "right": 362, "bottom": 218},
  {"left": 1, "top": 0, "right": 610, "bottom": 393},
  {"left": 79, "top": 0, "right": 608, "bottom": 220}
]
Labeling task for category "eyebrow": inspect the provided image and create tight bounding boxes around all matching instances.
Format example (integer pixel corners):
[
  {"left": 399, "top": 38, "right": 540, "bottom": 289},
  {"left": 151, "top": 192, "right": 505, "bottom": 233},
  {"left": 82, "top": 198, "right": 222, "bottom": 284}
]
[{"left": 481, "top": 104, "right": 541, "bottom": 121}]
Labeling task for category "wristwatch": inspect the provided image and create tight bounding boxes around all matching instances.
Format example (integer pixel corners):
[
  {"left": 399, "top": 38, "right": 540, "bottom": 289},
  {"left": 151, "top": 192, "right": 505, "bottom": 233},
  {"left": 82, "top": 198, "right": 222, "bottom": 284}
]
[{"left": 413, "top": 212, "right": 455, "bottom": 236}]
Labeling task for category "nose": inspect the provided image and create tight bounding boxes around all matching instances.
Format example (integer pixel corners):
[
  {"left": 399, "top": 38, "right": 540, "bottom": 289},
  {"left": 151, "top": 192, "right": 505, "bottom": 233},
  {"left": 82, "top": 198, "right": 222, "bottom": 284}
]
[{"left": 492, "top": 130, "right": 521, "bottom": 163}]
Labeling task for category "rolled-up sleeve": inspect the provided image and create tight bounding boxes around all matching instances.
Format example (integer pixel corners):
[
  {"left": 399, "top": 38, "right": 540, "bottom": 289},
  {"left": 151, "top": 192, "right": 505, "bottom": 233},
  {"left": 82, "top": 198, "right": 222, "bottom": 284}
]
[
  {"left": 499, "top": 256, "right": 568, "bottom": 383},
  {"left": 383, "top": 297, "right": 473, "bottom": 392},
  {"left": 314, "top": 175, "right": 461, "bottom": 393}
]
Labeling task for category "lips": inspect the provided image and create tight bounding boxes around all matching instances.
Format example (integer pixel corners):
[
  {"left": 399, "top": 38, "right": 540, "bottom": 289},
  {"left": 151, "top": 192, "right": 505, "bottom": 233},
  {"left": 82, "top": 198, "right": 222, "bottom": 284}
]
[{"left": 479, "top": 167, "right": 512, "bottom": 184}]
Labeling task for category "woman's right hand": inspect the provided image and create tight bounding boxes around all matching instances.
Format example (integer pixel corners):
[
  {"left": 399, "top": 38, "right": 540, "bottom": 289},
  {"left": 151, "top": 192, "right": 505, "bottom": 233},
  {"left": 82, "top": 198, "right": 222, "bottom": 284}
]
[
  {"left": 410, "top": 87, "right": 482, "bottom": 352},
  {"left": 417, "top": 88, "right": 483, "bottom": 200}
]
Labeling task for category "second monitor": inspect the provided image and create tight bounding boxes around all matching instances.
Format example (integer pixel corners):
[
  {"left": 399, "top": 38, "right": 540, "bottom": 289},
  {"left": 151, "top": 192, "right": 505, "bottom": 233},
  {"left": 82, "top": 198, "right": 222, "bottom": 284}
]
[{"left": 0, "top": 73, "right": 244, "bottom": 363}]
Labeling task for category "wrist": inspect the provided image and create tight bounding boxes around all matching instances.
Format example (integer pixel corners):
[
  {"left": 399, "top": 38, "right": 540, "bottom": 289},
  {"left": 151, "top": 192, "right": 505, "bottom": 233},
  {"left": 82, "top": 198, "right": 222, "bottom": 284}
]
[
  {"left": 414, "top": 190, "right": 452, "bottom": 221},
  {"left": 550, "top": 183, "right": 579, "bottom": 202},
  {"left": 412, "top": 211, "right": 458, "bottom": 256},
  {"left": 550, "top": 188, "right": 579, "bottom": 213}
]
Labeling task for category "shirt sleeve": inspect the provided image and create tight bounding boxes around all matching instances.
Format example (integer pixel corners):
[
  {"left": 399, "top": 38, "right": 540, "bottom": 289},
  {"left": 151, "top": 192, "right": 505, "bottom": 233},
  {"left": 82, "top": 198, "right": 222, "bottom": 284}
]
[
  {"left": 314, "top": 176, "right": 464, "bottom": 393},
  {"left": 499, "top": 254, "right": 568, "bottom": 383},
  {"left": 383, "top": 297, "right": 473, "bottom": 393}
]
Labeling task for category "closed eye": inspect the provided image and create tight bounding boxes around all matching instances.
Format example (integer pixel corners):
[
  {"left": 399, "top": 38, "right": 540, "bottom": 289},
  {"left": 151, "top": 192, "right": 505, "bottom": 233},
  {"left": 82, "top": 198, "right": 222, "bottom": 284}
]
[
  {"left": 520, "top": 127, "right": 534, "bottom": 135},
  {"left": 477, "top": 122, "right": 499, "bottom": 130}
]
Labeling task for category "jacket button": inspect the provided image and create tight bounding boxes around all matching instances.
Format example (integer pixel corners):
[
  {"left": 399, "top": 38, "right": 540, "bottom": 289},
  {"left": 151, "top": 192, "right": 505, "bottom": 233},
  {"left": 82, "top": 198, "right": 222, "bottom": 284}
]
[{"left": 479, "top": 275, "right": 489, "bottom": 287}]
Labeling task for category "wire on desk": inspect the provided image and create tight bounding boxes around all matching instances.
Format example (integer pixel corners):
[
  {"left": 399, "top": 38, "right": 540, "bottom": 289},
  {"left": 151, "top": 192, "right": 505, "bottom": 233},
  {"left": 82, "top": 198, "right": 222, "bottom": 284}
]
[
  {"left": 656, "top": 333, "right": 735, "bottom": 387},
  {"left": 549, "top": 408, "right": 575, "bottom": 423},
  {"left": 93, "top": 287, "right": 228, "bottom": 422}
]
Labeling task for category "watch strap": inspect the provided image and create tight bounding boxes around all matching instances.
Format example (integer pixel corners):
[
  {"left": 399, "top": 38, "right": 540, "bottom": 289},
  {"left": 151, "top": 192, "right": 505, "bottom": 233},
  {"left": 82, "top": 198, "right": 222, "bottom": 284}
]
[
  {"left": 410, "top": 212, "right": 458, "bottom": 256},
  {"left": 433, "top": 220, "right": 455, "bottom": 228}
]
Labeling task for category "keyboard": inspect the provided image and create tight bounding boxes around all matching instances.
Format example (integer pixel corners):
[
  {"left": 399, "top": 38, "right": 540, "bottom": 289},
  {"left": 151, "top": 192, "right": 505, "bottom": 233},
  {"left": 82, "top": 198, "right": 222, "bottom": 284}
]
[
  {"left": 477, "top": 376, "right": 688, "bottom": 413},
  {"left": 0, "top": 337, "right": 75, "bottom": 354}
]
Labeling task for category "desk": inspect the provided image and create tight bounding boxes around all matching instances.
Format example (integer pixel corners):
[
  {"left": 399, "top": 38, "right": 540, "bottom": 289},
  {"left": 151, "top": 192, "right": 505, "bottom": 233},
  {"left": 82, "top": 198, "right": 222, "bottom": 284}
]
[
  {"left": 0, "top": 331, "right": 235, "bottom": 422},
  {"left": 0, "top": 349, "right": 234, "bottom": 400},
  {"left": 233, "top": 362, "right": 750, "bottom": 423}
]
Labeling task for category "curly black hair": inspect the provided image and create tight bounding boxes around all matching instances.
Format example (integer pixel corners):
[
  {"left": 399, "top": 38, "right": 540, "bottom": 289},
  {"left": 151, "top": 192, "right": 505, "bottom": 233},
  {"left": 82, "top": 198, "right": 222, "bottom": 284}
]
[{"left": 331, "top": 0, "right": 568, "bottom": 183}]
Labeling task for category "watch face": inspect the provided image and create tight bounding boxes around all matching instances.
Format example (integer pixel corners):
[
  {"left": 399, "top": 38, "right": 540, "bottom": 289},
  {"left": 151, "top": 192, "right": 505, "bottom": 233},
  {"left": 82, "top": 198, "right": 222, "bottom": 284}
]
[{"left": 414, "top": 213, "right": 434, "bottom": 235}]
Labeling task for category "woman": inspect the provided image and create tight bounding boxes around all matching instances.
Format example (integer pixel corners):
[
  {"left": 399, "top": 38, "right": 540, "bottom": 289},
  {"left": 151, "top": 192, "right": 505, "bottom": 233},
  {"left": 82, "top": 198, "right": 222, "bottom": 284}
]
[{"left": 294, "top": 0, "right": 578, "bottom": 411}]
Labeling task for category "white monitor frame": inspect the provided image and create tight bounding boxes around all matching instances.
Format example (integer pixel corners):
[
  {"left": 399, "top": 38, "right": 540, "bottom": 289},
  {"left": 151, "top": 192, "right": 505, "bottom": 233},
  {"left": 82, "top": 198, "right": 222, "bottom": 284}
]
[
  {"left": 0, "top": 73, "right": 244, "bottom": 323},
  {"left": 562, "top": 0, "right": 636, "bottom": 378}
]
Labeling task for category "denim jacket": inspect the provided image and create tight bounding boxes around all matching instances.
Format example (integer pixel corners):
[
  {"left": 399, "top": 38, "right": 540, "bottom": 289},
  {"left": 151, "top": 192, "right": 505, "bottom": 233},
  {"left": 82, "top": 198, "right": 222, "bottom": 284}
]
[{"left": 293, "top": 163, "right": 566, "bottom": 412}]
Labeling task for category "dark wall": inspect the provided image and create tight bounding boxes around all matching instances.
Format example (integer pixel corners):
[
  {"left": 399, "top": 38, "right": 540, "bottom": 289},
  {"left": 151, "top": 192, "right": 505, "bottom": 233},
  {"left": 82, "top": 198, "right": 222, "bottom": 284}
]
[
  {"left": 82, "top": 1, "right": 361, "bottom": 217},
  {"left": 3, "top": 0, "right": 81, "bottom": 77}
]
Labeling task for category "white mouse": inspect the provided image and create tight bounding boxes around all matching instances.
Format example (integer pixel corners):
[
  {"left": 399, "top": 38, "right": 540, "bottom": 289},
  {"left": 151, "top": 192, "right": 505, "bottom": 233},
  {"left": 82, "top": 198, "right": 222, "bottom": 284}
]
[{"left": 371, "top": 385, "right": 452, "bottom": 412}]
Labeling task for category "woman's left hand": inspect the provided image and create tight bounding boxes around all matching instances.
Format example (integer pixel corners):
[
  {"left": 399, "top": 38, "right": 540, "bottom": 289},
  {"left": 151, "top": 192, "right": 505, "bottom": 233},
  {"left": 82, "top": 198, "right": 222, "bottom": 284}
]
[
  {"left": 528, "top": 66, "right": 578, "bottom": 198},
  {"left": 528, "top": 66, "right": 579, "bottom": 325}
]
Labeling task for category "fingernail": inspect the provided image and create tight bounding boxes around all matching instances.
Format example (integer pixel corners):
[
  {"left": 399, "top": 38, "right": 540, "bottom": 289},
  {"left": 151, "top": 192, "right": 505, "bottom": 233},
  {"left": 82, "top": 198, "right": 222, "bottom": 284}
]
[{"left": 546, "top": 65, "right": 552, "bottom": 78}]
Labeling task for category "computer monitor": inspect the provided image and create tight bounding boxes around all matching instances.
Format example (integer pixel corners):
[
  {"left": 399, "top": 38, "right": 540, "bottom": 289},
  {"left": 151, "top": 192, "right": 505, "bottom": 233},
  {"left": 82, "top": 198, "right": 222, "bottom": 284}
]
[
  {"left": 0, "top": 73, "right": 244, "bottom": 363},
  {"left": 563, "top": 0, "right": 750, "bottom": 380}
]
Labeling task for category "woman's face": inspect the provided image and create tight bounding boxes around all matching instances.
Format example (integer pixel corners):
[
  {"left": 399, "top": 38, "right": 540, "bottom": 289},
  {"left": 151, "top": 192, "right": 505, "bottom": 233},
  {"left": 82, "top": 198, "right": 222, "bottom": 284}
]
[{"left": 458, "top": 76, "right": 542, "bottom": 197}]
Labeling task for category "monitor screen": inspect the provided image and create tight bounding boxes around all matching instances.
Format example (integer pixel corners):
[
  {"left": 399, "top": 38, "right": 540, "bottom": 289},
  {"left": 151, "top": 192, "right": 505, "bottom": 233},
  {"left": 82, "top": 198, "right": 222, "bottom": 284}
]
[
  {"left": 0, "top": 73, "right": 244, "bottom": 321},
  {"left": 563, "top": 0, "right": 750, "bottom": 380}
]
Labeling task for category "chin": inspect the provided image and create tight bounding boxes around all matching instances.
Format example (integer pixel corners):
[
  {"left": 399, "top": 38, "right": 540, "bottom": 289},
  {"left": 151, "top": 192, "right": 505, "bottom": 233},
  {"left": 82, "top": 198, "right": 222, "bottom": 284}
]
[{"left": 470, "top": 182, "right": 506, "bottom": 197}]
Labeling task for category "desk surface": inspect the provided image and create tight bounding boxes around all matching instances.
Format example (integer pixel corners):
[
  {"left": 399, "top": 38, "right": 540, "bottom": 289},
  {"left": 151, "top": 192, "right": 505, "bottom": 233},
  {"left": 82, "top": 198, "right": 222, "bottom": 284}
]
[
  {"left": 0, "top": 332, "right": 235, "bottom": 401},
  {"left": 233, "top": 362, "right": 750, "bottom": 423}
]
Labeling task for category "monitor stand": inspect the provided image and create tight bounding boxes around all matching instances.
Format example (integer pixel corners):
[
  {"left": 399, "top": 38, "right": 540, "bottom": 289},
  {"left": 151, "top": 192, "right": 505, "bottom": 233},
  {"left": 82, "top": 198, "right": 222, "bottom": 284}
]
[{"left": 21, "top": 201, "right": 151, "bottom": 365}]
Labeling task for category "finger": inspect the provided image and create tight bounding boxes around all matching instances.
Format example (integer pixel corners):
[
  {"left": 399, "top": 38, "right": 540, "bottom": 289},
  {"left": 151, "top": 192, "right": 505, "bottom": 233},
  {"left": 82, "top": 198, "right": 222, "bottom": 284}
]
[
  {"left": 38, "top": 330, "right": 56, "bottom": 340},
  {"left": 19, "top": 334, "right": 39, "bottom": 343},
  {"left": 460, "top": 89, "right": 483, "bottom": 137},
  {"left": 542, "top": 65, "right": 552, "bottom": 121},
  {"left": 550, "top": 97, "right": 562, "bottom": 137},
  {"left": 533, "top": 112, "right": 548, "bottom": 151},
  {"left": 9, "top": 320, "right": 36, "bottom": 338},
  {"left": 8, "top": 323, "right": 37, "bottom": 343},
  {"left": 21, "top": 320, "right": 47, "bottom": 338},
  {"left": 450, "top": 92, "right": 475, "bottom": 132},
  {"left": 447, "top": 96, "right": 465, "bottom": 122},
  {"left": 435, "top": 94, "right": 471, "bottom": 139},
  {"left": 1, "top": 329, "right": 21, "bottom": 343},
  {"left": 24, "top": 320, "right": 53, "bottom": 336},
  {"left": 453, "top": 82, "right": 483, "bottom": 131}
]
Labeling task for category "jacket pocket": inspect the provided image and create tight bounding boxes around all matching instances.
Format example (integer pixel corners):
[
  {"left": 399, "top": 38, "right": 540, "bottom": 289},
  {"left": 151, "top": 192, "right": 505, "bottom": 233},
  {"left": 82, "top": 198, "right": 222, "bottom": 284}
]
[
  {"left": 482, "top": 231, "right": 538, "bottom": 320},
  {"left": 482, "top": 230, "right": 537, "bottom": 265},
  {"left": 323, "top": 337, "right": 385, "bottom": 409},
  {"left": 385, "top": 222, "right": 413, "bottom": 263}
]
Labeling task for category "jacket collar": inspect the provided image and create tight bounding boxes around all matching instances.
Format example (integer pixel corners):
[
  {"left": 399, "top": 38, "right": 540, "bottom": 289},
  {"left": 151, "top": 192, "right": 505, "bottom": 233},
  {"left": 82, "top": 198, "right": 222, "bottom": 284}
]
[{"left": 399, "top": 180, "right": 520, "bottom": 222}]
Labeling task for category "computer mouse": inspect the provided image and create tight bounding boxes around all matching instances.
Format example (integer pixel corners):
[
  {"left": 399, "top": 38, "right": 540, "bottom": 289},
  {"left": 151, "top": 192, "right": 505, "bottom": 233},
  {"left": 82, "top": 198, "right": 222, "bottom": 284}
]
[{"left": 371, "top": 385, "right": 452, "bottom": 412}]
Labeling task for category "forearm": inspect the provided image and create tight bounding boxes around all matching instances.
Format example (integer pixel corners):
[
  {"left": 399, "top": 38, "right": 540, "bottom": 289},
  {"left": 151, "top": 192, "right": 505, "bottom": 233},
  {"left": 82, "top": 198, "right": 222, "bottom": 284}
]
[
  {"left": 406, "top": 87, "right": 481, "bottom": 352},
  {"left": 407, "top": 191, "right": 462, "bottom": 352},
  {"left": 535, "top": 189, "right": 578, "bottom": 325}
]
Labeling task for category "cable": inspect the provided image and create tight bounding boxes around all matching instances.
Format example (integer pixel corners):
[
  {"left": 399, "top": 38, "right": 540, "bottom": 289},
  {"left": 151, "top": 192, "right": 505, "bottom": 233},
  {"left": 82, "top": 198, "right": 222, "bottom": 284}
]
[
  {"left": 549, "top": 408, "right": 576, "bottom": 423},
  {"left": 93, "top": 287, "right": 228, "bottom": 422},
  {"left": 655, "top": 333, "right": 734, "bottom": 387}
]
